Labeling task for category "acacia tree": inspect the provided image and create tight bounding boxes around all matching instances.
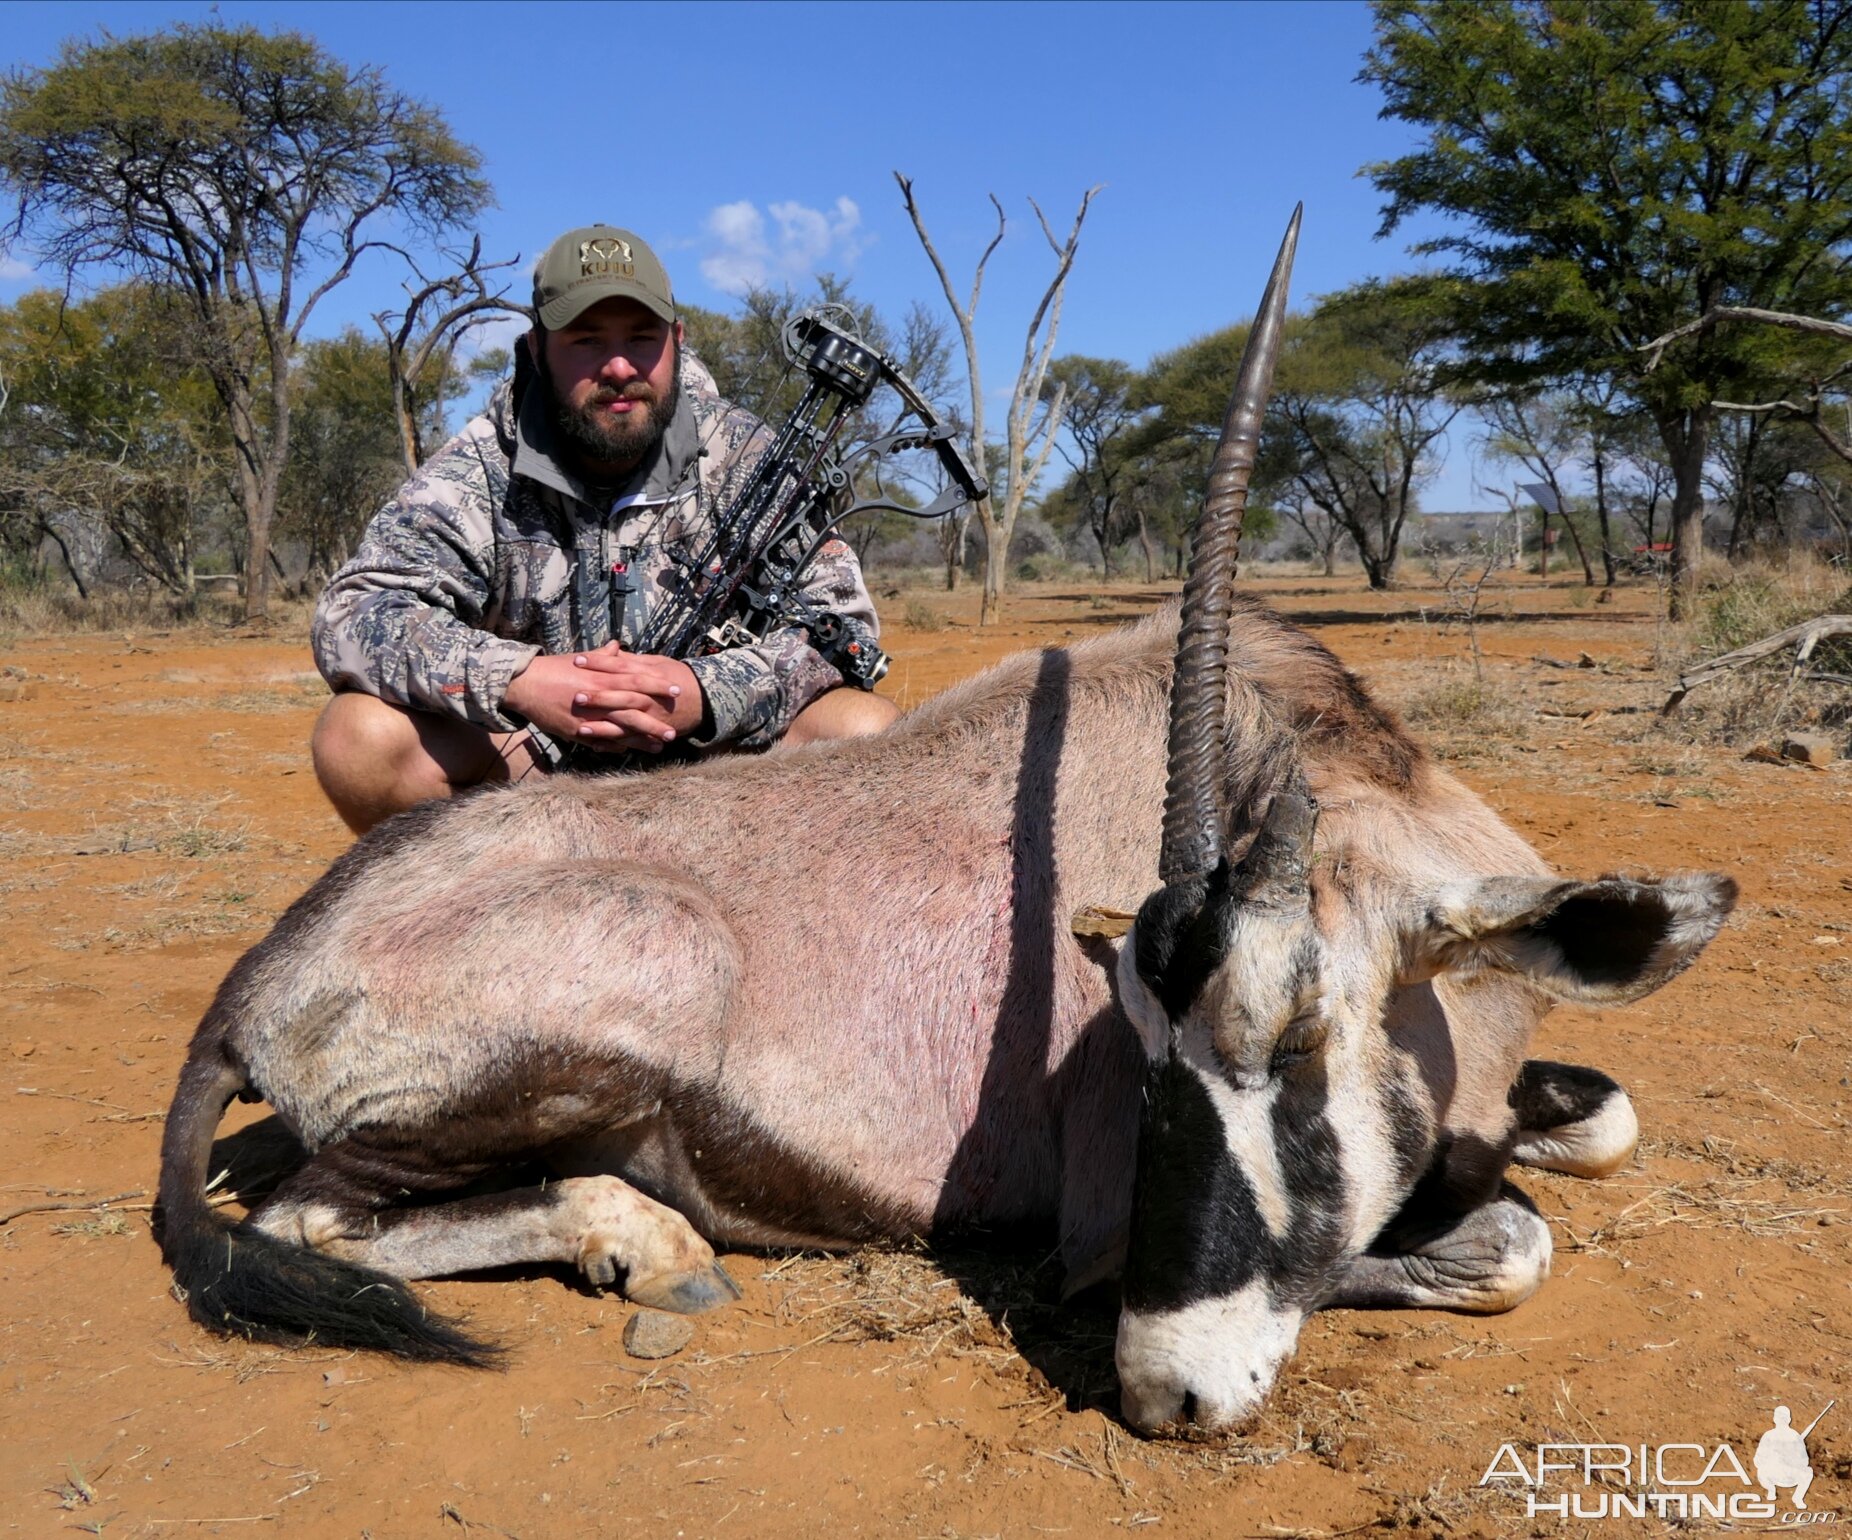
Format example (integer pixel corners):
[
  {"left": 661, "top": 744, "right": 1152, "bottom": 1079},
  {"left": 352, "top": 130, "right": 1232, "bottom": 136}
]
[
  {"left": 1042, "top": 355, "right": 1144, "bottom": 577},
  {"left": 896, "top": 173, "right": 1098, "bottom": 620},
  {"left": 1363, "top": 0, "right": 1852, "bottom": 616},
  {"left": 1645, "top": 304, "right": 1852, "bottom": 469},
  {"left": 1610, "top": 409, "right": 1678, "bottom": 550},
  {"left": 0, "top": 22, "right": 490, "bottom": 620},
  {"left": 1561, "top": 375, "right": 1648, "bottom": 587},
  {"left": 1135, "top": 323, "right": 1300, "bottom": 577},
  {"left": 1272, "top": 279, "right": 1461, "bottom": 588},
  {"left": 0, "top": 283, "right": 228, "bottom": 595},
  {"left": 374, "top": 237, "right": 524, "bottom": 472},
  {"left": 280, "top": 328, "right": 452, "bottom": 586}
]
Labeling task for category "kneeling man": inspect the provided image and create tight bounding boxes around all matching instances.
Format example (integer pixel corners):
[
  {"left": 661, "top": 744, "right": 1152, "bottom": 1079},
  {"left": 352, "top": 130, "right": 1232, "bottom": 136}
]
[{"left": 311, "top": 223, "right": 896, "bottom": 833}]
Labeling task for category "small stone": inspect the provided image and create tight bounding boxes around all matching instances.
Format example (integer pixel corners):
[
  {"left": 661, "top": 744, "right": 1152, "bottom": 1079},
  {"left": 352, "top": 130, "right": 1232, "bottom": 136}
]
[
  {"left": 11, "top": 1041, "right": 34, "bottom": 1058},
  {"left": 1782, "top": 733, "right": 1837, "bottom": 767},
  {"left": 623, "top": 1308, "right": 694, "bottom": 1360},
  {"left": 0, "top": 680, "right": 33, "bottom": 703}
]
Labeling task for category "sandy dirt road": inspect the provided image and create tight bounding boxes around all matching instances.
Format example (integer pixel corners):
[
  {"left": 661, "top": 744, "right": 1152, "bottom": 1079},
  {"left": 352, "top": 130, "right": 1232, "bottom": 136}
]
[{"left": 1, "top": 572, "right": 1846, "bottom": 1538}]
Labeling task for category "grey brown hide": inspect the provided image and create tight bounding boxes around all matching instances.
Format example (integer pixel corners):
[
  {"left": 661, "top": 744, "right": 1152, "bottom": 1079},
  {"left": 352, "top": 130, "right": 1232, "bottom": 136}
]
[{"left": 157, "top": 596, "right": 1734, "bottom": 1426}]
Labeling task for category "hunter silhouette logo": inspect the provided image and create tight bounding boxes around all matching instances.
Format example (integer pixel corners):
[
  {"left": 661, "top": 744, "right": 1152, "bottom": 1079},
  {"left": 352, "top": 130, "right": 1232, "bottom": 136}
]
[
  {"left": 1479, "top": 1398, "right": 1839, "bottom": 1524},
  {"left": 1758, "top": 1402, "right": 1834, "bottom": 1509},
  {"left": 579, "top": 237, "right": 635, "bottom": 278}
]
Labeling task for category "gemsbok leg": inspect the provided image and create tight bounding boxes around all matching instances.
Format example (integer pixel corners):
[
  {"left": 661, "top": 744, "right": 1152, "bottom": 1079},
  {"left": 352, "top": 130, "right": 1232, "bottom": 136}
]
[
  {"left": 249, "top": 1140, "right": 738, "bottom": 1312},
  {"left": 1507, "top": 1059, "right": 1640, "bottom": 1178},
  {"left": 1325, "top": 1183, "right": 1552, "bottom": 1314}
]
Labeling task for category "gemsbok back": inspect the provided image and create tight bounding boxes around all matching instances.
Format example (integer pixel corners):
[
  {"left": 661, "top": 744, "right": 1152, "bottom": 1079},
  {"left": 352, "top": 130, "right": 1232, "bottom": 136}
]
[{"left": 158, "top": 211, "right": 1735, "bottom": 1432}]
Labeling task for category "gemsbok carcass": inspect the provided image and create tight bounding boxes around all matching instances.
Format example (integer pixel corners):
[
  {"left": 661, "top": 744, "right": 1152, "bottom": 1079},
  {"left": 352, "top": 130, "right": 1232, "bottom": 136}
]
[{"left": 157, "top": 211, "right": 1735, "bottom": 1432}]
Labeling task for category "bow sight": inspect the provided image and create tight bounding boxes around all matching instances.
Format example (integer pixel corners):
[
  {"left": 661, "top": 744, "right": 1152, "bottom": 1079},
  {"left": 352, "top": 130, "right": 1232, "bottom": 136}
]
[{"left": 634, "top": 306, "right": 987, "bottom": 688}]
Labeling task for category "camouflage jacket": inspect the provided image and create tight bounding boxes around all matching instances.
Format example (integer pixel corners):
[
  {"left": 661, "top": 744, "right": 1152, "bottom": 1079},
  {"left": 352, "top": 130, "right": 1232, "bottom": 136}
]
[{"left": 311, "top": 357, "right": 879, "bottom": 753}]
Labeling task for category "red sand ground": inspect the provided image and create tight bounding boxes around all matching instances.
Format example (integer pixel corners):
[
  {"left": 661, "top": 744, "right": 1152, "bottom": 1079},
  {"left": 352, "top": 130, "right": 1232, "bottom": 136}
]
[{"left": 1, "top": 572, "right": 1846, "bottom": 1538}]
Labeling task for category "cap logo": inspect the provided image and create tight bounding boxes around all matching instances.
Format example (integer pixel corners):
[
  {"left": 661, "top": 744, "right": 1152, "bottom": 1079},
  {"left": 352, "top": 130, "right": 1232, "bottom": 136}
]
[{"left": 579, "top": 237, "right": 635, "bottom": 279}]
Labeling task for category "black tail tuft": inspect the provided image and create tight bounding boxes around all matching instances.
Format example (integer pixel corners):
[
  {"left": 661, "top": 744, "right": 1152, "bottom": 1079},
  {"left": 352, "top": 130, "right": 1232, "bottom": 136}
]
[
  {"left": 165, "top": 1215, "right": 501, "bottom": 1366},
  {"left": 158, "top": 1036, "right": 499, "bottom": 1367}
]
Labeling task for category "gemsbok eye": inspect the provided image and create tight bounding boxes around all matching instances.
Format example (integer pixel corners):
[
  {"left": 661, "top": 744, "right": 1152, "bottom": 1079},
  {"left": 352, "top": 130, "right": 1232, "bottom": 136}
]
[{"left": 1271, "top": 1016, "right": 1328, "bottom": 1071}]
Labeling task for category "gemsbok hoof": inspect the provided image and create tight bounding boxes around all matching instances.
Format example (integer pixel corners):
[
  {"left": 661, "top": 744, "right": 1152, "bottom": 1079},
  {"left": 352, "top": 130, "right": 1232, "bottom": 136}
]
[{"left": 627, "top": 1261, "right": 743, "bottom": 1315}]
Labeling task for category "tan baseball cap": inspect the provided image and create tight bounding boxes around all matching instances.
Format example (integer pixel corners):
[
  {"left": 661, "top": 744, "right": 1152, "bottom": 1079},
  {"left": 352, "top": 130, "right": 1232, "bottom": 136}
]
[{"left": 533, "top": 224, "right": 675, "bottom": 328}]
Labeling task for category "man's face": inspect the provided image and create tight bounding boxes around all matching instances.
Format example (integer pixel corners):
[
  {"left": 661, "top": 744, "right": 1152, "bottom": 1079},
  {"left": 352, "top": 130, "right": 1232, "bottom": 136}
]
[{"left": 536, "top": 297, "right": 682, "bottom": 472}]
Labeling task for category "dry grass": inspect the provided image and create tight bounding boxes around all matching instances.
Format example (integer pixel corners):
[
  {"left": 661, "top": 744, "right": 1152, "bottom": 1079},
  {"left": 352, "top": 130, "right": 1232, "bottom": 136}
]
[
  {"left": 0, "top": 583, "right": 316, "bottom": 640},
  {"left": 1654, "top": 552, "right": 1852, "bottom": 747},
  {"left": 1682, "top": 551, "right": 1852, "bottom": 660},
  {"left": 724, "top": 1245, "right": 1332, "bottom": 1488},
  {"left": 900, "top": 596, "right": 949, "bottom": 632},
  {"left": 747, "top": 1244, "right": 1060, "bottom": 1370},
  {"left": 1550, "top": 1173, "right": 1845, "bottom": 1258},
  {"left": 87, "top": 899, "right": 268, "bottom": 952},
  {"left": 48, "top": 1213, "right": 136, "bottom": 1239},
  {"left": 0, "top": 765, "right": 34, "bottom": 809},
  {"left": 0, "top": 792, "right": 254, "bottom": 862},
  {"left": 1636, "top": 1133, "right": 1852, "bottom": 1198},
  {"left": 1392, "top": 667, "right": 1532, "bottom": 761},
  {"left": 216, "top": 679, "right": 331, "bottom": 712}
]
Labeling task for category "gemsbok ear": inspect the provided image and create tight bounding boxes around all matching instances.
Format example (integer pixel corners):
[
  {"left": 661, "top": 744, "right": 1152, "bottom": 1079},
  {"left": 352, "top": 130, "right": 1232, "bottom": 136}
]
[{"left": 1404, "top": 871, "right": 1738, "bottom": 1005}]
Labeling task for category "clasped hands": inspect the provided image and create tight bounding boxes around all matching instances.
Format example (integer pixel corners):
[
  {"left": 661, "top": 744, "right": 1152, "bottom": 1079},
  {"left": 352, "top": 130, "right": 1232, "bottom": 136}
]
[{"left": 503, "top": 640, "right": 704, "bottom": 754}]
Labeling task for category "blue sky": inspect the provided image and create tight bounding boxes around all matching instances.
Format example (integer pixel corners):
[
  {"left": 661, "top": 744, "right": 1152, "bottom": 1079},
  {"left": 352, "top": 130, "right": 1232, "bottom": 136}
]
[{"left": 0, "top": 0, "right": 1497, "bottom": 508}]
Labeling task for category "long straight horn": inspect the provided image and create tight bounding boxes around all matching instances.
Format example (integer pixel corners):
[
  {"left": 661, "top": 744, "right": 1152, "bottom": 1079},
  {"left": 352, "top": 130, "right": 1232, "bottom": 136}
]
[{"left": 1158, "top": 204, "right": 1302, "bottom": 885}]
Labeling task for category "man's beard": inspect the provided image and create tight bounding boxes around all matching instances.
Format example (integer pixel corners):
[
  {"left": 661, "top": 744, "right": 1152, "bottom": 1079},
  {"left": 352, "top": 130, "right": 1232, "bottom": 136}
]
[{"left": 545, "top": 345, "right": 681, "bottom": 472}]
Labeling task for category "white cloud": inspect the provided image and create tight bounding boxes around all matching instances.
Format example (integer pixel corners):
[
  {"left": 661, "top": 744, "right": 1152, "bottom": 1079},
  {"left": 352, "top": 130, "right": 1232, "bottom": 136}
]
[
  {"left": 0, "top": 256, "right": 36, "bottom": 282},
  {"left": 698, "top": 196, "right": 865, "bottom": 296}
]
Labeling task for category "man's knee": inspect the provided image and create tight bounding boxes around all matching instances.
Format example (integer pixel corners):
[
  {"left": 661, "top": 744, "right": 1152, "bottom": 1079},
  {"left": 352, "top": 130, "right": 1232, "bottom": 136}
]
[
  {"left": 312, "top": 693, "right": 501, "bottom": 833},
  {"left": 314, "top": 693, "right": 423, "bottom": 790},
  {"left": 785, "top": 687, "right": 901, "bottom": 746}
]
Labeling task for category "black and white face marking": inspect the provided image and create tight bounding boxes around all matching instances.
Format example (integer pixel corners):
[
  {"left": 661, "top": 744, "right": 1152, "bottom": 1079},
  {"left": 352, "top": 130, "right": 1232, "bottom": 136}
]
[
  {"left": 1111, "top": 862, "right": 1738, "bottom": 1433},
  {"left": 1114, "top": 866, "right": 1355, "bottom": 1432}
]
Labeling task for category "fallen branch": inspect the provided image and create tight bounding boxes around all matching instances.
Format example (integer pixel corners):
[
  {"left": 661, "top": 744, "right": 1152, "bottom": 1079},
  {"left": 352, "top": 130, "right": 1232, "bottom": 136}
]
[
  {"left": 1660, "top": 615, "right": 1852, "bottom": 714},
  {"left": 0, "top": 1189, "right": 146, "bottom": 1226}
]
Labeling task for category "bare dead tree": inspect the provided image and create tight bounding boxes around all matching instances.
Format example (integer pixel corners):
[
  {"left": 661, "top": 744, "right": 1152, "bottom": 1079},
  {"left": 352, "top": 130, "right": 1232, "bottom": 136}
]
[
  {"left": 1426, "top": 514, "right": 1517, "bottom": 684},
  {"left": 895, "top": 173, "right": 1099, "bottom": 623},
  {"left": 375, "top": 237, "right": 527, "bottom": 471}
]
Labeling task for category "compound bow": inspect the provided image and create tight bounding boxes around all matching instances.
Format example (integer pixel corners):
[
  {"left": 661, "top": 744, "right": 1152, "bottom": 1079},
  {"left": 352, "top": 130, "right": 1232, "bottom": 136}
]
[{"left": 633, "top": 305, "right": 987, "bottom": 689}]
